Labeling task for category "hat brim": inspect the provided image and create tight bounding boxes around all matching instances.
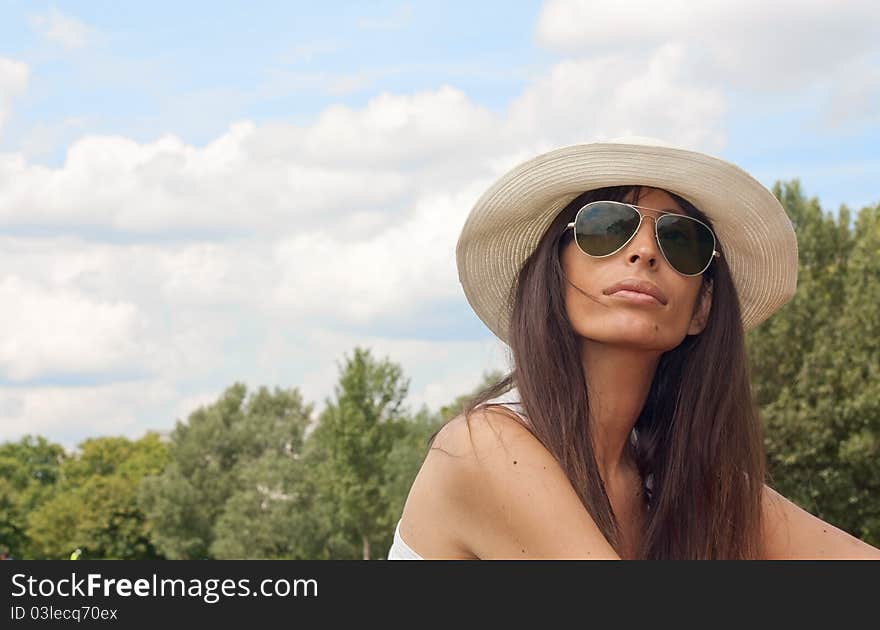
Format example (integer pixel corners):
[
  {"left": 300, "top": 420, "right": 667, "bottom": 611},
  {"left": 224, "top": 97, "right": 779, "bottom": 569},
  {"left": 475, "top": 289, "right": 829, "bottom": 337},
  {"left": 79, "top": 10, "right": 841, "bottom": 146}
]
[{"left": 456, "top": 141, "right": 799, "bottom": 344}]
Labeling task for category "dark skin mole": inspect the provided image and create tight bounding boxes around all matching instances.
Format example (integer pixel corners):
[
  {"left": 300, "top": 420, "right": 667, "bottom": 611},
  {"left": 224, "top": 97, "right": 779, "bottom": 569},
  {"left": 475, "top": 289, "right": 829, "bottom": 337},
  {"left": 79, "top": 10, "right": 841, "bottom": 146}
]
[{"left": 513, "top": 460, "right": 517, "bottom": 465}]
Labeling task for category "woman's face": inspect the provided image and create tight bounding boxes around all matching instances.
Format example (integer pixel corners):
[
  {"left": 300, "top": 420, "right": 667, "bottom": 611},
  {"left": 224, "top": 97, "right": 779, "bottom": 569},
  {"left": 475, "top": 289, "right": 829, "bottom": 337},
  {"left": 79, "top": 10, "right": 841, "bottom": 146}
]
[{"left": 560, "top": 187, "right": 713, "bottom": 352}]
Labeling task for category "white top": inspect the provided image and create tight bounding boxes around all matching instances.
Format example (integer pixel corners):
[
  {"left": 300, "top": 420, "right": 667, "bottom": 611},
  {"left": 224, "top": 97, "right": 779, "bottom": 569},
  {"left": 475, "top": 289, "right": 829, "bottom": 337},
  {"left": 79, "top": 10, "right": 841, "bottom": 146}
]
[
  {"left": 388, "top": 518, "right": 424, "bottom": 560},
  {"left": 385, "top": 386, "right": 652, "bottom": 560}
]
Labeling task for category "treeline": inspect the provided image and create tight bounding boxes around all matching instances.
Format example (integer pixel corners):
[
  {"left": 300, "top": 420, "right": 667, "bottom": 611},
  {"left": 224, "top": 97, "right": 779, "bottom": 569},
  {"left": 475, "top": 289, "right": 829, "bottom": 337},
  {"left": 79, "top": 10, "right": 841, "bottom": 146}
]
[
  {"left": 0, "top": 347, "right": 486, "bottom": 560},
  {"left": 1, "top": 179, "right": 878, "bottom": 558}
]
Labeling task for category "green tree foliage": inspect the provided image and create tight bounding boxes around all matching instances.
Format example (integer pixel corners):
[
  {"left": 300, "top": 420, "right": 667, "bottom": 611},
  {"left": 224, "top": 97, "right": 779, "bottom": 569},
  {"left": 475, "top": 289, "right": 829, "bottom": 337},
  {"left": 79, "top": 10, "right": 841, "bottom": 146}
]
[
  {"left": 0, "top": 436, "right": 66, "bottom": 558},
  {"left": 210, "top": 451, "right": 316, "bottom": 559},
  {"left": 748, "top": 180, "right": 854, "bottom": 407},
  {"left": 748, "top": 181, "right": 880, "bottom": 545},
  {"left": 25, "top": 433, "right": 168, "bottom": 559},
  {"left": 138, "top": 383, "right": 312, "bottom": 559},
  {"left": 305, "top": 347, "right": 411, "bottom": 559}
]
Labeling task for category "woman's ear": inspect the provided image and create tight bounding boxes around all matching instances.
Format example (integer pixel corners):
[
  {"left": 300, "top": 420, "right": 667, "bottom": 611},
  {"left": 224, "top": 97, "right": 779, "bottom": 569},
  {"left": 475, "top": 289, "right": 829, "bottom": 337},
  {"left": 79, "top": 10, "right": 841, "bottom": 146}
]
[{"left": 687, "top": 279, "right": 713, "bottom": 335}]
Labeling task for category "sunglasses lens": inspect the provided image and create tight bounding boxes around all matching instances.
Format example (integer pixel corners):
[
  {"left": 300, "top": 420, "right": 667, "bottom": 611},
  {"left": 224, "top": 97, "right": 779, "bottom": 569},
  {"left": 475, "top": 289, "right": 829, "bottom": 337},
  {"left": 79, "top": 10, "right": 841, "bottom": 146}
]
[
  {"left": 574, "top": 202, "right": 640, "bottom": 256},
  {"left": 657, "top": 215, "right": 715, "bottom": 275}
]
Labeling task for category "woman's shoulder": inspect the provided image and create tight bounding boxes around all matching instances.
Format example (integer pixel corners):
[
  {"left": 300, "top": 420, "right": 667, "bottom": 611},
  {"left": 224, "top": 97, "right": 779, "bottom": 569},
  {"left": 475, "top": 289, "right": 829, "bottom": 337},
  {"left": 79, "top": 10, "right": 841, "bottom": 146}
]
[
  {"left": 430, "top": 395, "right": 537, "bottom": 467},
  {"left": 418, "top": 403, "right": 619, "bottom": 559}
]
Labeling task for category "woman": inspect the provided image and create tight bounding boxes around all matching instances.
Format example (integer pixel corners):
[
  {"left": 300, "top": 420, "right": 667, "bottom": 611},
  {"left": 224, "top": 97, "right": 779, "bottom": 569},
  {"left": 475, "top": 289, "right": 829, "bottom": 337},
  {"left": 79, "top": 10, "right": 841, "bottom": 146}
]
[{"left": 387, "top": 136, "right": 880, "bottom": 560}]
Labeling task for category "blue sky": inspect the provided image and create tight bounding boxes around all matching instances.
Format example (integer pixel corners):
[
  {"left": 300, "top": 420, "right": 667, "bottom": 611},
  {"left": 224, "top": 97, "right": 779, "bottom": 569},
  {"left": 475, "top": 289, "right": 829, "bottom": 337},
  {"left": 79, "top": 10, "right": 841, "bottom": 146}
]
[
  {"left": 1, "top": 2, "right": 546, "bottom": 156},
  {"left": 1, "top": 1, "right": 878, "bottom": 447}
]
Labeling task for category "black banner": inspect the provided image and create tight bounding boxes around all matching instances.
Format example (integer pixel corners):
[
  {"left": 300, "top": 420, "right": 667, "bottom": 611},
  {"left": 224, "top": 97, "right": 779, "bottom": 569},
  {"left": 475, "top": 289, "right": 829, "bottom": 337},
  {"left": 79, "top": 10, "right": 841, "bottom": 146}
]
[{"left": 1, "top": 560, "right": 876, "bottom": 626}]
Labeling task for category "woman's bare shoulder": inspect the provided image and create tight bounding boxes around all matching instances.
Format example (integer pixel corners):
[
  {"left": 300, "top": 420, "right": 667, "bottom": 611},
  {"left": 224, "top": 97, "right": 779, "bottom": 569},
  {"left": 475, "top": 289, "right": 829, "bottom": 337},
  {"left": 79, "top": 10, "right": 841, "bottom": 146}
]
[
  {"left": 761, "top": 484, "right": 880, "bottom": 560},
  {"left": 414, "top": 406, "right": 620, "bottom": 559}
]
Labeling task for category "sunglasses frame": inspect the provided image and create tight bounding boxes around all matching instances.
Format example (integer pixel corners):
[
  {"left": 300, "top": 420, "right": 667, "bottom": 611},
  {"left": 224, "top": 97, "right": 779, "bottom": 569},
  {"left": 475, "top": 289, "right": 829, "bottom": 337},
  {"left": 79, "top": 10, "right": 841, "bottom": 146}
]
[{"left": 566, "top": 200, "right": 721, "bottom": 277}]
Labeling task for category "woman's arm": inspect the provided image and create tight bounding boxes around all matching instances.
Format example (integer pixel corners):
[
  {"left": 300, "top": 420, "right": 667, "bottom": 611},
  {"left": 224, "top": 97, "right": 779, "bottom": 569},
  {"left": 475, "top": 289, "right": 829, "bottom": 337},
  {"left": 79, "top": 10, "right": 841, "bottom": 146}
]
[{"left": 761, "top": 484, "right": 880, "bottom": 559}]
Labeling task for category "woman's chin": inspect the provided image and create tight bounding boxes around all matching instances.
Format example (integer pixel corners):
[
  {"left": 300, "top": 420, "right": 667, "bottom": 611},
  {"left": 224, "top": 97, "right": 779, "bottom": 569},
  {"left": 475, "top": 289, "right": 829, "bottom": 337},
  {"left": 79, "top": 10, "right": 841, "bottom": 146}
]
[{"left": 576, "top": 319, "right": 685, "bottom": 351}]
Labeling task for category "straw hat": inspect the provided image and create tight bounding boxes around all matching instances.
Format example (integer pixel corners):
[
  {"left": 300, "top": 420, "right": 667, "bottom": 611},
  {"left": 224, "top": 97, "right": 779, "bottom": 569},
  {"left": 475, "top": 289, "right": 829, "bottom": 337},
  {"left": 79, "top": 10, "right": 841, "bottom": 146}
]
[{"left": 456, "top": 136, "right": 798, "bottom": 345}]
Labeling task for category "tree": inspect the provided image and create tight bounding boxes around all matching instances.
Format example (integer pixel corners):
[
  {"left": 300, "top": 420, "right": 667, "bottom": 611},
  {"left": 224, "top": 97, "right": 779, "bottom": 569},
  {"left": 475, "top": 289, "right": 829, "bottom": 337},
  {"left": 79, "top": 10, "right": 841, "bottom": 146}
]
[
  {"left": 747, "top": 179, "right": 854, "bottom": 407},
  {"left": 306, "top": 347, "right": 411, "bottom": 559},
  {"left": 25, "top": 433, "right": 168, "bottom": 559},
  {"left": 138, "top": 383, "right": 312, "bottom": 559},
  {"left": 0, "top": 436, "right": 66, "bottom": 558},
  {"left": 749, "top": 182, "right": 880, "bottom": 546},
  {"left": 210, "top": 451, "right": 317, "bottom": 559}
]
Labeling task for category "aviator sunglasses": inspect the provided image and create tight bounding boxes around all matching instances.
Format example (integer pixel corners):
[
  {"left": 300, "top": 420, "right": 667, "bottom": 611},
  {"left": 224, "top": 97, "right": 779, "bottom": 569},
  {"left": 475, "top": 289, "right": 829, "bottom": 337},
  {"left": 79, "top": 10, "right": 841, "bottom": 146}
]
[{"left": 566, "top": 200, "right": 721, "bottom": 276}]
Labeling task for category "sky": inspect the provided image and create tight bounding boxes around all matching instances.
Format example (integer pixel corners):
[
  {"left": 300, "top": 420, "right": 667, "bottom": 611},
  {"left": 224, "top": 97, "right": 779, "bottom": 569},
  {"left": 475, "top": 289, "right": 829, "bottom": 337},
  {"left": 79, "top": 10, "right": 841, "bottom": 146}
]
[{"left": 1, "top": 0, "right": 878, "bottom": 448}]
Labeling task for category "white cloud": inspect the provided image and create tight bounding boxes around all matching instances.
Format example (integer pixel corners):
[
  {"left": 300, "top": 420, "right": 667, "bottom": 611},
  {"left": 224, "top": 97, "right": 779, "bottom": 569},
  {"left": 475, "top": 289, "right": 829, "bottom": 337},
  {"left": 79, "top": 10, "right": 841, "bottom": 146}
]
[
  {"left": 0, "top": 379, "right": 178, "bottom": 447},
  {"left": 245, "top": 85, "right": 499, "bottom": 168},
  {"left": 0, "top": 236, "right": 255, "bottom": 308},
  {"left": 0, "top": 72, "right": 725, "bottom": 239},
  {"left": 29, "top": 7, "right": 96, "bottom": 49},
  {"left": 0, "top": 86, "right": 501, "bottom": 235},
  {"left": 0, "top": 224, "right": 516, "bottom": 444},
  {"left": 0, "top": 275, "right": 144, "bottom": 382},
  {"left": 820, "top": 54, "right": 880, "bottom": 130},
  {"left": 535, "top": 0, "right": 880, "bottom": 94},
  {"left": 0, "top": 237, "right": 255, "bottom": 385},
  {"left": 506, "top": 44, "right": 727, "bottom": 151},
  {"left": 271, "top": 182, "right": 489, "bottom": 324},
  {"left": 0, "top": 57, "right": 29, "bottom": 134},
  {"left": 0, "top": 125, "right": 410, "bottom": 233}
]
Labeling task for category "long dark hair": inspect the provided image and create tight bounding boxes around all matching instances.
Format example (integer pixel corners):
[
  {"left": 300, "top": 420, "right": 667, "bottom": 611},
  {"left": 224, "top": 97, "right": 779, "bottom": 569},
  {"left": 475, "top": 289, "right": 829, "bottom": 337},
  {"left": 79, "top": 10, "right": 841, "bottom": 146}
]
[{"left": 429, "top": 185, "right": 767, "bottom": 559}]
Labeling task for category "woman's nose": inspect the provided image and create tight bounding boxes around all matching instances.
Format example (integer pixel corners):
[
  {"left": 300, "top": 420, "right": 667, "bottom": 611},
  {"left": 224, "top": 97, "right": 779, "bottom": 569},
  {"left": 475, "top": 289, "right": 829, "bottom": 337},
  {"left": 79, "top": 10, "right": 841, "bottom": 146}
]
[{"left": 624, "top": 216, "right": 661, "bottom": 268}]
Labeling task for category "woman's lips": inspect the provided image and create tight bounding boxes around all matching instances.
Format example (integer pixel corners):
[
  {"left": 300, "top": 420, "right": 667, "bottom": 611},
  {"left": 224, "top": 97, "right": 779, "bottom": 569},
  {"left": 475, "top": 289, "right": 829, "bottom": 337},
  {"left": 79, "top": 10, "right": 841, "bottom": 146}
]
[
  {"left": 608, "top": 289, "right": 663, "bottom": 305},
  {"left": 602, "top": 278, "right": 668, "bottom": 304}
]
